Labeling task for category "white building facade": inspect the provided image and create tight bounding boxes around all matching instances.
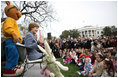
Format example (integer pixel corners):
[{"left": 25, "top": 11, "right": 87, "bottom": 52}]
[{"left": 78, "top": 26, "right": 104, "bottom": 39}]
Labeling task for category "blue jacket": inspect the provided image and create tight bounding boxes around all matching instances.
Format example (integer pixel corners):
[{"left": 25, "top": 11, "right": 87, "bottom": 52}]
[{"left": 24, "top": 32, "right": 42, "bottom": 60}]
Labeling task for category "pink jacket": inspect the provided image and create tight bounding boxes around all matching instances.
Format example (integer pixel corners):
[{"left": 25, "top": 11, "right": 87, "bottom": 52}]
[{"left": 65, "top": 57, "right": 71, "bottom": 63}]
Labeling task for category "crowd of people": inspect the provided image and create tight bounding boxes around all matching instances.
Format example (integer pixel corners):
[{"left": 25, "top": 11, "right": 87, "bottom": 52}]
[{"left": 47, "top": 36, "right": 117, "bottom": 77}]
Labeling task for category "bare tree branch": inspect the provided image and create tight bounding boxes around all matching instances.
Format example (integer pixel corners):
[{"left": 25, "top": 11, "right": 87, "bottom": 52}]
[
  {"left": 20, "top": 1, "right": 26, "bottom": 12},
  {"left": 1, "top": 18, "right": 6, "bottom": 22},
  {"left": 1, "top": 1, "right": 56, "bottom": 28},
  {"left": 13, "top": 1, "right": 19, "bottom": 8}
]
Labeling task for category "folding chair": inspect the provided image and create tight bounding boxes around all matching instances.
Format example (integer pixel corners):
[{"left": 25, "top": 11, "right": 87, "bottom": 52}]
[{"left": 16, "top": 43, "right": 43, "bottom": 77}]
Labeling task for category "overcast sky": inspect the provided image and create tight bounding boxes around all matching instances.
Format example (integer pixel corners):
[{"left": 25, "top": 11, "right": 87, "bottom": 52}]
[
  {"left": 1, "top": 1, "right": 117, "bottom": 38},
  {"left": 43, "top": 1, "right": 117, "bottom": 38}
]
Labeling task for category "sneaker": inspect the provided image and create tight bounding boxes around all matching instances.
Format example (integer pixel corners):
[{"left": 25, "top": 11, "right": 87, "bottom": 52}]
[
  {"left": 16, "top": 65, "right": 24, "bottom": 70},
  {"left": 77, "top": 71, "right": 81, "bottom": 75},
  {"left": 78, "top": 62, "right": 82, "bottom": 66},
  {"left": 3, "top": 67, "right": 24, "bottom": 77},
  {"left": 50, "top": 73, "right": 55, "bottom": 77},
  {"left": 16, "top": 65, "right": 21, "bottom": 69}
]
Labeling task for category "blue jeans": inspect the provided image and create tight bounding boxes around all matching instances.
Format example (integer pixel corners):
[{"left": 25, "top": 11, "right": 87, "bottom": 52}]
[
  {"left": 66, "top": 62, "right": 70, "bottom": 64},
  {"left": 5, "top": 39, "right": 19, "bottom": 69}
]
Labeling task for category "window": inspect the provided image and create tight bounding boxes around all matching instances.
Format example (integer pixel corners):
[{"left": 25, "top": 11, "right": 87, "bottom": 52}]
[
  {"left": 97, "top": 31, "right": 99, "bottom": 34},
  {"left": 101, "top": 31, "right": 103, "bottom": 34}
]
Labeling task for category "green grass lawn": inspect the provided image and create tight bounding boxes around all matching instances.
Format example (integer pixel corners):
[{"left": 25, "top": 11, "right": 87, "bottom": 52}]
[{"left": 57, "top": 58, "right": 84, "bottom": 77}]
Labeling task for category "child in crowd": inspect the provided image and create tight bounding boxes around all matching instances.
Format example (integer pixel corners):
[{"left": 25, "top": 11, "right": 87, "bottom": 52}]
[
  {"left": 108, "top": 51, "right": 112, "bottom": 58},
  {"left": 111, "top": 56, "right": 117, "bottom": 73},
  {"left": 91, "top": 42, "right": 96, "bottom": 52},
  {"left": 62, "top": 49, "right": 67, "bottom": 62},
  {"left": 77, "top": 57, "right": 93, "bottom": 76},
  {"left": 89, "top": 54, "right": 104, "bottom": 77},
  {"left": 70, "top": 48, "right": 74, "bottom": 55},
  {"left": 101, "top": 60, "right": 116, "bottom": 77},
  {"left": 98, "top": 50, "right": 105, "bottom": 56},
  {"left": 77, "top": 54, "right": 85, "bottom": 70},
  {"left": 64, "top": 52, "right": 71, "bottom": 64},
  {"left": 59, "top": 49, "right": 63, "bottom": 58},
  {"left": 89, "top": 53, "right": 96, "bottom": 65},
  {"left": 105, "top": 51, "right": 111, "bottom": 61},
  {"left": 71, "top": 51, "right": 78, "bottom": 64}
]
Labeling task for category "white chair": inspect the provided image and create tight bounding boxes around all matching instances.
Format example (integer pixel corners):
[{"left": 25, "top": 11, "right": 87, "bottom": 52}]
[{"left": 16, "top": 43, "right": 43, "bottom": 76}]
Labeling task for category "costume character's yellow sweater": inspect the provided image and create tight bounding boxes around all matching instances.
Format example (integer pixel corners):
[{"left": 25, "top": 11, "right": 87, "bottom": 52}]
[{"left": 2, "top": 17, "right": 22, "bottom": 39}]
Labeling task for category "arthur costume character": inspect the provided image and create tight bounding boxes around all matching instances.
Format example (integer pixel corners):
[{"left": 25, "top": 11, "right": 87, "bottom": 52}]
[{"left": 2, "top": 1, "right": 24, "bottom": 76}]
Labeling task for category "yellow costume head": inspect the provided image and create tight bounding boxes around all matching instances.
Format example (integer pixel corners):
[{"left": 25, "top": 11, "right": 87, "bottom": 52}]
[{"left": 5, "top": 1, "right": 22, "bottom": 20}]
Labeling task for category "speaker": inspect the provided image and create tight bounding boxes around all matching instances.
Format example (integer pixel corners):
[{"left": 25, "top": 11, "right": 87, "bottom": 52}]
[{"left": 47, "top": 33, "right": 51, "bottom": 39}]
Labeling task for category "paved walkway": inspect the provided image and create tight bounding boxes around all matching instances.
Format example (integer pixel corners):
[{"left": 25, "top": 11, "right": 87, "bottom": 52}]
[{"left": 23, "top": 64, "right": 44, "bottom": 77}]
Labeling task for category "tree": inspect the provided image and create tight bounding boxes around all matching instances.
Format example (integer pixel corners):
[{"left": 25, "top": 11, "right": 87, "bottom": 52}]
[
  {"left": 18, "top": 24, "right": 28, "bottom": 37},
  {"left": 103, "top": 26, "right": 111, "bottom": 36},
  {"left": 60, "top": 30, "right": 70, "bottom": 39},
  {"left": 60, "top": 29, "right": 79, "bottom": 39},
  {"left": 111, "top": 26, "right": 117, "bottom": 36},
  {"left": 103, "top": 26, "right": 117, "bottom": 36},
  {"left": 69, "top": 29, "right": 79, "bottom": 38},
  {"left": 1, "top": 1, "right": 56, "bottom": 27}
]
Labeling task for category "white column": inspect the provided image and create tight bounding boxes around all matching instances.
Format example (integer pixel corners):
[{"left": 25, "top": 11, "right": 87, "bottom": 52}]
[
  {"left": 88, "top": 30, "right": 90, "bottom": 37},
  {"left": 95, "top": 30, "right": 96, "bottom": 38},
  {"left": 90, "top": 30, "right": 92, "bottom": 37},
  {"left": 91, "top": 30, "right": 93, "bottom": 36},
  {"left": 93, "top": 30, "right": 95, "bottom": 38},
  {"left": 94, "top": 29, "right": 95, "bottom": 37},
  {"left": 84, "top": 31, "right": 85, "bottom": 37},
  {"left": 81, "top": 31, "right": 82, "bottom": 38},
  {"left": 87, "top": 30, "right": 89, "bottom": 38},
  {"left": 82, "top": 31, "right": 83, "bottom": 38}
]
